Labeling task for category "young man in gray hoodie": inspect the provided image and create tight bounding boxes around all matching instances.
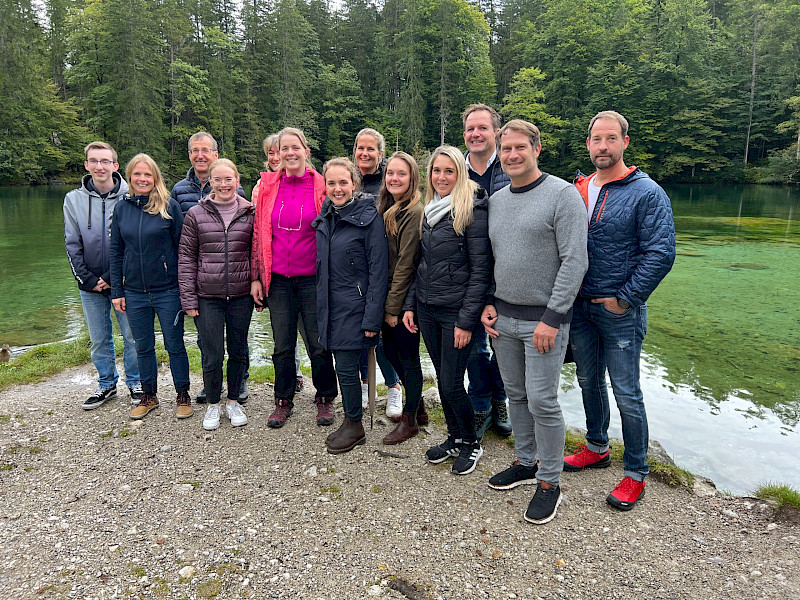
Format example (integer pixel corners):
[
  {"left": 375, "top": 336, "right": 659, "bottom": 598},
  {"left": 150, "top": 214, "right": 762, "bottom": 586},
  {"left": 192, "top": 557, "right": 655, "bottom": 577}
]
[
  {"left": 481, "top": 120, "right": 588, "bottom": 525},
  {"left": 64, "top": 141, "right": 140, "bottom": 409}
]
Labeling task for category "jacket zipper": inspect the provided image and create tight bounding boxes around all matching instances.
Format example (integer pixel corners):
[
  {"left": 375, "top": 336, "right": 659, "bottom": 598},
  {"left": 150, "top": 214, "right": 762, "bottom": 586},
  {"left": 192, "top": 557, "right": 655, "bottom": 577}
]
[
  {"left": 345, "top": 249, "right": 363, "bottom": 296},
  {"left": 137, "top": 206, "right": 147, "bottom": 293}
]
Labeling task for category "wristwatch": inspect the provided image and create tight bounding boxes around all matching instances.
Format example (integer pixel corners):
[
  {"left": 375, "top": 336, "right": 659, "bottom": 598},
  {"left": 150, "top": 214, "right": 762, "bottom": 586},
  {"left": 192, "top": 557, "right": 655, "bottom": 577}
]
[{"left": 616, "top": 298, "right": 631, "bottom": 310}]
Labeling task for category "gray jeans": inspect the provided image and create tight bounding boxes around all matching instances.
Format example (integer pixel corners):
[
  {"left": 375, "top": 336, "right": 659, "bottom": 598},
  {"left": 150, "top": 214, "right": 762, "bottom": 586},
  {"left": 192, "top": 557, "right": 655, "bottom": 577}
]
[{"left": 492, "top": 314, "right": 569, "bottom": 485}]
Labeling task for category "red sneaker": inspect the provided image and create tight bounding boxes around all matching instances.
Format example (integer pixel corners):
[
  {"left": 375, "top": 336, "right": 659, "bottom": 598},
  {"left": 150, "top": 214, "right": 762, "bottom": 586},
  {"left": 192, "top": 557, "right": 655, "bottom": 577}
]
[
  {"left": 607, "top": 476, "right": 646, "bottom": 511},
  {"left": 268, "top": 399, "right": 293, "bottom": 428},
  {"left": 315, "top": 397, "right": 334, "bottom": 426},
  {"left": 563, "top": 445, "right": 611, "bottom": 471}
]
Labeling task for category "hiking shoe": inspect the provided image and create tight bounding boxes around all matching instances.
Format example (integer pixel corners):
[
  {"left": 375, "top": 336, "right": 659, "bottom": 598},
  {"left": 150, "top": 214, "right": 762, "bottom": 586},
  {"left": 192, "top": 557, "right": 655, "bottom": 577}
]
[
  {"left": 488, "top": 460, "right": 539, "bottom": 490},
  {"left": 268, "top": 399, "right": 293, "bottom": 428},
  {"left": 491, "top": 396, "right": 512, "bottom": 437},
  {"left": 129, "top": 383, "right": 144, "bottom": 405},
  {"left": 295, "top": 375, "right": 305, "bottom": 393},
  {"left": 203, "top": 403, "right": 221, "bottom": 431},
  {"left": 475, "top": 411, "right": 492, "bottom": 440},
  {"left": 82, "top": 385, "right": 117, "bottom": 410},
  {"left": 524, "top": 483, "right": 562, "bottom": 524},
  {"left": 607, "top": 476, "right": 646, "bottom": 511},
  {"left": 238, "top": 380, "right": 249, "bottom": 404},
  {"left": 386, "top": 386, "right": 403, "bottom": 421},
  {"left": 226, "top": 401, "right": 248, "bottom": 427},
  {"left": 130, "top": 393, "right": 159, "bottom": 419},
  {"left": 452, "top": 441, "right": 483, "bottom": 475},
  {"left": 426, "top": 437, "right": 461, "bottom": 464},
  {"left": 315, "top": 397, "right": 335, "bottom": 426},
  {"left": 196, "top": 388, "right": 207, "bottom": 404},
  {"left": 361, "top": 383, "right": 369, "bottom": 409},
  {"left": 563, "top": 445, "right": 611, "bottom": 471},
  {"left": 176, "top": 391, "right": 193, "bottom": 419}
]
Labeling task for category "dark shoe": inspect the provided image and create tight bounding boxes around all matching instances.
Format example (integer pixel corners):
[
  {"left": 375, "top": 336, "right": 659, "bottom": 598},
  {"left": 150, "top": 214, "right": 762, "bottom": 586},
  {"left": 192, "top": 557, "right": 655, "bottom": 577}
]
[
  {"left": 326, "top": 419, "right": 347, "bottom": 446},
  {"left": 488, "top": 460, "right": 538, "bottom": 490},
  {"left": 175, "top": 391, "right": 193, "bottom": 419},
  {"left": 382, "top": 413, "right": 419, "bottom": 445},
  {"left": 426, "top": 437, "right": 461, "bottom": 464},
  {"left": 452, "top": 441, "right": 483, "bottom": 475},
  {"left": 491, "top": 396, "right": 512, "bottom": 437},
  {"left": 82, "top": 385, "right": 117, "bottom": 410},
  {"left": 196, "top": 388, "right": 207, "bottom": 404},
  {"left": 238, "top": 380, "right": 249, "bottom": 405},
  {"left": 524, "top": 483, "right": 562, "bottom": 525},
  {"left": 129, "top": 384, "right": 144, "bottom": 404},
  {"left": 295, "top": 375, "right": 305, "bottom": 393},
  {"left": 563, "top": 445, "right": 611, "bottom": 472},
  {"left": 475, "top": 411, "right": 492, "bottom": 440},
  {"left": 607, "top": 476, "right": 646, "bottom": 511},
  {"left": 327, "top": 418, "right": 366, "bottom": 454},
  {"left": 416, "top": 398, "right": 429, "bottom": 426},
  {"left": 315, "top": 397, "right": 334, "bottom": 426},
  {"left": 130, "top": 393, "right": 159, "bottom": 420},
  {"left": 268, "top": 399, "right": 293, "bottom": 428}
]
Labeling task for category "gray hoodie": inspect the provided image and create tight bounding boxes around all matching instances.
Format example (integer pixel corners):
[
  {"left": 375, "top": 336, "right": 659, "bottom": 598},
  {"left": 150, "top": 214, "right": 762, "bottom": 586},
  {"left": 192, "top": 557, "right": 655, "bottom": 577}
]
[{"left": 63, "top": 172, "right": 129, "bottom": 293}]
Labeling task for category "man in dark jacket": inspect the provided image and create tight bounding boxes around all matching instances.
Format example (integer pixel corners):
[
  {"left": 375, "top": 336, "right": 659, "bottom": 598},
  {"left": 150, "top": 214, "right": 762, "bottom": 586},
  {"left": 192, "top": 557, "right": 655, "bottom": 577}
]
[
  {"left": 171, "top": 131, "right": 248, "bottom": 402},
  {"left": 565, "top": 111, "right": 676, "bottom": 511},
  {"left": 462, "top": 103, "right": 512, "bottom": 439},
  {"left": 64, "top": 141, "right": 141, "bottom": 410}
]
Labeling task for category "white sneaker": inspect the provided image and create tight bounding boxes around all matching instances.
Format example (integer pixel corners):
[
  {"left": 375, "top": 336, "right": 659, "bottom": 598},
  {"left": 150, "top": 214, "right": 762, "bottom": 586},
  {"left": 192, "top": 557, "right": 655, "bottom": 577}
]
[
  {"left": 361, "top": 383, "right": 369, "bottom": 409},
  {"left": 203, "top": 404, "right": 221, "bottom": 431},
  {"left": 225, "top": 401, "right": 248, "bottom": 427},
  {"left": 386, "top": 386, "right": 403, "bottom": 420}
]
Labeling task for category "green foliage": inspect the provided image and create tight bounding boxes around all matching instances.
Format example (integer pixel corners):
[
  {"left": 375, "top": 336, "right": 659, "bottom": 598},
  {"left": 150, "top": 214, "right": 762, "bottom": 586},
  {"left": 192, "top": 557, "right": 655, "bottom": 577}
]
[
  {"left": 754, "top": 482, "right": 800, "bottom": 509},
  {"left": 1, "top": 0, "right": 797, "bottom": 183}
]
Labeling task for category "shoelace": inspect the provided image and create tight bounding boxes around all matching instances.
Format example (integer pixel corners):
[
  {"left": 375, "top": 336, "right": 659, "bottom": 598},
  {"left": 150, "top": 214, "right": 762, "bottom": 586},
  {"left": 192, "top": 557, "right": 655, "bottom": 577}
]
[
  {"left": 613, "top": 477, "right": 639, "bottom": 494},
  {"left": 228, "top": 403, "right": 244, "bottom": 418}
]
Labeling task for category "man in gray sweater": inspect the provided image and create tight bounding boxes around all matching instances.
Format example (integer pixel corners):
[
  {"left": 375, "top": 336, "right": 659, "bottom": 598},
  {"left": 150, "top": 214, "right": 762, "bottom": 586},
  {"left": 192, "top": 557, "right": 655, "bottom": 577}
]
[{"left": 481, "top": 120, "right": 588, "bottom": 525}]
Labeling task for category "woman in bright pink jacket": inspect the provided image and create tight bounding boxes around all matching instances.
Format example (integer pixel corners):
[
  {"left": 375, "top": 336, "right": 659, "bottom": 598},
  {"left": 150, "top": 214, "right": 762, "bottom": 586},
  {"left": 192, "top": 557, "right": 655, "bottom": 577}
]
[{"left": 250, "top": 127, "right": 337, "bottom": 429}]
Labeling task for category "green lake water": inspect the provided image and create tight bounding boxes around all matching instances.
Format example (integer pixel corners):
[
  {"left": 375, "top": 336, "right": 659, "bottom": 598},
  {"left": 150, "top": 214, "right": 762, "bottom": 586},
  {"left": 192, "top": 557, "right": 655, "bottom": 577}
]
[{"left": 0, "top": 183, "right": 798, "bottom": 494}]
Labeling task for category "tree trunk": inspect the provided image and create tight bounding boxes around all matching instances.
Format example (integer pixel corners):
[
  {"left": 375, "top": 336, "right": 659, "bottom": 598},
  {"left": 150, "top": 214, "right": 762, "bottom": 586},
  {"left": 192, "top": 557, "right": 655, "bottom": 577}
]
[{"left": 744, "top": 13, "right": 758, "bottom": 165}]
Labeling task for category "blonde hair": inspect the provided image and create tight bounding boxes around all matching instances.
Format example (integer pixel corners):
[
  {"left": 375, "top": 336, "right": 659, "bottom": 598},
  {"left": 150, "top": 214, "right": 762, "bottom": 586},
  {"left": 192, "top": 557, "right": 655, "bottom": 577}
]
[
  {"left": 353, "top": 128, "right": 386, "bottom": 174},
  {"left": 378, "top": 152, "right": 421, "bottom": 236},
  {"left": 262, "top": 133, "right": 279, "bottom": 171},
  {"left": 322, "top": 157, "right": 361, "bottom": 188},
  {"left": 209, "top": 158, "right": 241, "bottom": 180},
  {"left": 125, "top": 154, "right": 171, "bottom": 219},
  {"left": 84, "top": 141, "right": 117, "bottom": 162},
  {"left": 425, "top": 146, "right": 476, "bottom": 236},
  {"left": 588, "top": 110, "right": 629, "bottom": 138},
  {"left": 277, "top": 127, "right": 314, "bottom": 171}
]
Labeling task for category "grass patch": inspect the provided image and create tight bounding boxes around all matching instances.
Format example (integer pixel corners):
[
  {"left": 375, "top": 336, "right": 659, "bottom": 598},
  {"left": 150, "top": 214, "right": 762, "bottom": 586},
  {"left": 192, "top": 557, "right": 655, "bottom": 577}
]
[
  {"left": 130, "top": 565, "right": 146, "bottom": 577},
  {"left": 27, "top": 446, "right": 43, "bottom": 455},
  {"left": 754, "top": 483, "right": 800, "bottom": 509},
  {"left": 371, "top": 485, "right": 382, "bottom": 493},
  {"left": 152, "top": 577, "right": 169, "bottom": 597},
  {"left": 197, "top": 580, "right": 223, "bottom": 598},
  {"left": 320, "top": 484, "right": 340, "bottom": 494},
  {"left": 180, "top": 480, "right": 202, "bottom": 488},
  {"left": 0, "top": 414, "right": 11, "bottom": 425},
  {"left": 0, "top": 463, "right": 14, "bottom": 471},
  {"left": 0, "top": 336, "right": 92, "bottom": 391}
]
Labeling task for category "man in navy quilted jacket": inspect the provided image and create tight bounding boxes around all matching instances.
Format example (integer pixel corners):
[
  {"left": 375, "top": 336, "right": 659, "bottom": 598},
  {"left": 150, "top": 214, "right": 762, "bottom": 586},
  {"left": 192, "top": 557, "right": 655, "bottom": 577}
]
[{"left": 566, "top": 111, "right": 676, "bottom": 511}]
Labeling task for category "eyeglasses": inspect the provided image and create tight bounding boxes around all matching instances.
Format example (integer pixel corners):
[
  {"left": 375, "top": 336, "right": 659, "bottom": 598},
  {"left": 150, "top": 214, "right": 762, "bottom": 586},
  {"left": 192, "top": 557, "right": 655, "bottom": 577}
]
[
  {"left": 87, "top": 159, "right": 114, "bottom": 166},
  {"left": 211, "top": 177, "right": 236, "bottom": 185},
  {"left": 189, "top": 148, "right": 216, "bottom": 156}
]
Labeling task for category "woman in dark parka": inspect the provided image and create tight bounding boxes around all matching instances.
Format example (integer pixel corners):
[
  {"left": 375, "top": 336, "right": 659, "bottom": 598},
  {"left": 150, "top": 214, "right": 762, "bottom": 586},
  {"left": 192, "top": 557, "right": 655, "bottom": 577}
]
[{"left": 313, "top": 157, "right": 389, "bottom": 454}]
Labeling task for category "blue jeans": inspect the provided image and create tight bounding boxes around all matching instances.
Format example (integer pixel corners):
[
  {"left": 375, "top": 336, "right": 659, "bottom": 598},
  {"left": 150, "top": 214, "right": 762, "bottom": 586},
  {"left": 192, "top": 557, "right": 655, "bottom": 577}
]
[
  {"left": 492, "top": 315, "right": 568, "bottom": 486},
  {"left": 124, "top": 288, "right": 190, "bottom": 395},
  {"left": 359, "top": 337, "right": 400, "bottom": 387},
  {"left": 466, "top": 331, "right": 505, "bottom": 413},
  {"left": 569, "top": 299, "right": 649, "bottom": 481},
  {"left": 80, "top": 290, "right": 140, "bottom": 389}
]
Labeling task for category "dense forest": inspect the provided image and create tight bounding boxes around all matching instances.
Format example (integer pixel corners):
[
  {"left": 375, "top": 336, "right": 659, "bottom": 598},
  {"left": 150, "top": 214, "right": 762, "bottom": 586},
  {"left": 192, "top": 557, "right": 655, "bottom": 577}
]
[{"left": 1, "top": 0, "right": 799, "bottom": 185}]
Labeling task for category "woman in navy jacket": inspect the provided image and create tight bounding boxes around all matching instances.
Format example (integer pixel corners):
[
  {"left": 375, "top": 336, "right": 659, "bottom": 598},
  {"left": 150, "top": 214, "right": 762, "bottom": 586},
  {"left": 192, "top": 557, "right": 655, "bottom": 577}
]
[
  {"left": 313, "top": 157, "right": 389, "bottom": 455},
  {"left": 402, "top": 145, "right": 491, "bottom": 475},
  {"left": 110, "top": 153, "right": 191, "bottom": 421}
]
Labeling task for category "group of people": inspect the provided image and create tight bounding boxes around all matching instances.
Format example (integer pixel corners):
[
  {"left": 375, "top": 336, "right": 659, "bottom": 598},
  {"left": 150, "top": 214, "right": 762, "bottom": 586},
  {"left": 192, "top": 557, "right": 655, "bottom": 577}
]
[{"left": 64, "top": 106, "right": 675, "bottom": 524}]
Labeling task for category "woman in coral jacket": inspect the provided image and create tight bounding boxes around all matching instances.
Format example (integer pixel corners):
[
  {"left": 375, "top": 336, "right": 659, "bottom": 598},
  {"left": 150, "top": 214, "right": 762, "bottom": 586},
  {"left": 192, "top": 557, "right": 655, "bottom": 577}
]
[
  {"left": 178, "top": 159, "right": 254, "bottom": 432},
  {"left": 250, "top": 127, "right": 338, "bottom": 429}
]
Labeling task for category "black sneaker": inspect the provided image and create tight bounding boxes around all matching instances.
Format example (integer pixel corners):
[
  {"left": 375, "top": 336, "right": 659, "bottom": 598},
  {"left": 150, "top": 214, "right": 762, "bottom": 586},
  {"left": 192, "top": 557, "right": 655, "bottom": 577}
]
[
  {"left": 196, "top": 388, "right": 207, "bottom": 404},
  {"left": 524, "top": 483, "right": 562, "bottom": 525},
  {"left": 452, "top": 441, "right": 483, "bottom": 475},
  {"left": 82, "top": 385, "right": 117, "bottom": 410},
  {"left": 426, "top": 437, "right": 461, "bottom": 464},
  {"left": 488, "top": 460, "right": 538, "bottom": 490}
]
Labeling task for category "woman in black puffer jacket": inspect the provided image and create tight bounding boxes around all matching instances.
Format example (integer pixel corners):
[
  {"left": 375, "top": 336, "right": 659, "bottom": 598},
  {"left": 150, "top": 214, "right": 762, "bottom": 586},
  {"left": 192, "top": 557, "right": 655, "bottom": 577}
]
[
  {"left": 402, "top": 145, "right": 491, "bottom": 476},
  {"left": 313, "top": 157, "right": 389, "bottom": 455}
]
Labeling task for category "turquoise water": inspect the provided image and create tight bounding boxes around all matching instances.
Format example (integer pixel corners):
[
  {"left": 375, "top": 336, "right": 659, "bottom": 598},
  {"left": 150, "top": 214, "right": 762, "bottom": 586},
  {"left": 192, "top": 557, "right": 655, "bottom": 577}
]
[{"left": 0, "top": 183, "right": 798, "bottom": 494}]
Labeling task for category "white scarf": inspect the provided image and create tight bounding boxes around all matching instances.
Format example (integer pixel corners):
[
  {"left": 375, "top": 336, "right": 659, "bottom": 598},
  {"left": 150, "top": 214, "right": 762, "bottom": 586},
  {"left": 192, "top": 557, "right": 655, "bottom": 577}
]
[{"left": 424, "top": 193, "right": 452, "bottom": 227}]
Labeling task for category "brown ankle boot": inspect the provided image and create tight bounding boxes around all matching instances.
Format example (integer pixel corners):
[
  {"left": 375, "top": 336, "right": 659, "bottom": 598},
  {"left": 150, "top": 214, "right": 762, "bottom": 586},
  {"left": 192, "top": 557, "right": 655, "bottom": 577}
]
[
  {"left": 382, "top": 413, "right": 419, "bottom": 445},
  {"left": 416, "top": 398, "right": 429, "bottom": 426},
  {"left": 326, "top": 418, "right": 348, "bottom": 446},
  {"left": 327, "top": 418, "right": 366, "bottom": 454}
]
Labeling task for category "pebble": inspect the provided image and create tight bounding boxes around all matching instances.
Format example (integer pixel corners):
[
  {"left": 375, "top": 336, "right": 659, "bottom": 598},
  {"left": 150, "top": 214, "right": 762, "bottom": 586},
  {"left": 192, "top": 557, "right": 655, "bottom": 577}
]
[
  {"left": 708, "top": 557, "right": 724, "bottom": 564},
  {"left": 178, "top": 566, "right": 196, "bottom": 579},
  {"left": 160, "top": 445, "right": 172, "bottom": 452},
  {"left": 721, "top": 509, "right": 738, "bottom": 518},
  {"left": 367, "top": 585, "right": 382, "bottom": 595}
]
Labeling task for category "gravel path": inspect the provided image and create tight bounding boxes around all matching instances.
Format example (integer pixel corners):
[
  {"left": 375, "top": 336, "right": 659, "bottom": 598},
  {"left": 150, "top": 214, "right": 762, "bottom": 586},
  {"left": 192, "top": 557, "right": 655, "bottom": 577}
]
[{"left": 1, "top": 364, "right": 798, "bottom": 600}]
